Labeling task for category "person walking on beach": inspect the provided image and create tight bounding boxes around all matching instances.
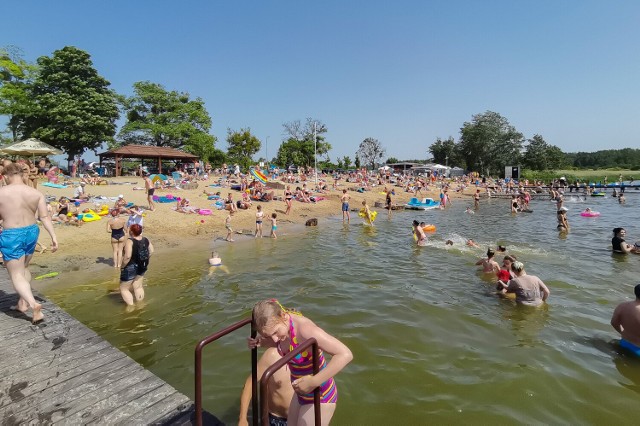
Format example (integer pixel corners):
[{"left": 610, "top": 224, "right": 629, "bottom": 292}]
[
  {"left": 284, "top": 185, "right": 293, "bottom": 215},
  {"left": 119, "top": 224, "right": 153, "bottom": 306},
  {"left": 248, "top": 299, "right": 353, "bottom": 426},
  {"left": 0, "top": 162, "right": 59, "bottom": 323},
  {"left": 225, "top": 210, "right": 235, "bottom": 242},
  {"left": 143, "top": 172, "right": 155, "bottom": 211},
  {"left": 611, "top": 284, "right": 640, "bottom": 357},
  {"left": 255, "top": 205, "right": 264, "bottom": 238},
  {"left": 341, "top": 189, "right": 350, "bottom": 223},
  {"left": 238, "top": 347, "right": 293, "bottom": 426}
]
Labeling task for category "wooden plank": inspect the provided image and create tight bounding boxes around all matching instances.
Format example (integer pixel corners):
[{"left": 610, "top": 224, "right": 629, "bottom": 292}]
[
  {"left": 87, "top": 383, "right": 179, "bottom": 424},
  {"left": 125, "top": 392, "right": 195, "bottom": 425},
  {"left": 0, "top": 349, "right": 128, "bottom": 409},
  {"left": 1, "top": 358, "right": 143, "bottom": 423},
  {"left": 0, "top": 325, "right": 100, "bottom": 379}
]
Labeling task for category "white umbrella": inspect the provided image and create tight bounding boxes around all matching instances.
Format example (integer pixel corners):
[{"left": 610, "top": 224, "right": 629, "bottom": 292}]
[{"left": 0, "top": 138, "right": 62, "bottom": 156}]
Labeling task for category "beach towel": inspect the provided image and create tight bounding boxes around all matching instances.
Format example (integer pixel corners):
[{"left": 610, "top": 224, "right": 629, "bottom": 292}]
[{"left": 43, "top": 182, "right": 67, "bottom": 189}]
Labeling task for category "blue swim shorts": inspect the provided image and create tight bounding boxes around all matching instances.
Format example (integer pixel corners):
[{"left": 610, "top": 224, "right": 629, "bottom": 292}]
[
  {"left": 620, "top": 339, "right": 640, "bottom": 356},
  {"left": 342, "top": 202, "right": 349, "bottom": 212},
  {"left": 0, "top": 223, "right": 40, "bottom": 262}
]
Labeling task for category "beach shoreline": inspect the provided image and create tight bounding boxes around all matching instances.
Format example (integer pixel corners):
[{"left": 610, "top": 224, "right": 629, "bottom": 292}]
[{"left": 27, "top": 176, "right": 476, "bottom": 283}]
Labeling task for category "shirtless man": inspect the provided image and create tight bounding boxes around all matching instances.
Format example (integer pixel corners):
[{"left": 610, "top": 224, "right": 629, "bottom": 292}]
[
  {"left": 341, "top": 189, "right": 350, "bottom": 223},
  {"left": 0, "top": 162, "right": 59, "bottom": 323},
  {"left": 143, "top": 173, "right": 155, "bottom": 211},
  {"left": 238, "top": 347, "right": 294, "bottom": 426},
  {"left": 611, "top": 284, "right": 640, "bottom": 357}
]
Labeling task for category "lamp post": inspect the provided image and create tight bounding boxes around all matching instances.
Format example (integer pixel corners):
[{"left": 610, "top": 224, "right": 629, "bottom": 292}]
[
  {"left": 445, "top": 156, "right": 449, "bottom": 168},
  {"left": 265, "top": 136, "right": 269, "bottom": 171},
  {"left": 313, "top": 122, "right": 318, "bottom": 187}
]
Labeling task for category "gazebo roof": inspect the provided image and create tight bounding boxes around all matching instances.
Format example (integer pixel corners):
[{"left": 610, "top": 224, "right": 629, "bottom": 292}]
[{"left": 99, "top": 144, "right": 198, "bottom": 160}]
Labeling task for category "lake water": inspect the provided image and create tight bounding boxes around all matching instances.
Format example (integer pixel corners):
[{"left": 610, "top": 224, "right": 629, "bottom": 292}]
[{"left": 43, "top": 193, "right": 640, "bottom": 424}]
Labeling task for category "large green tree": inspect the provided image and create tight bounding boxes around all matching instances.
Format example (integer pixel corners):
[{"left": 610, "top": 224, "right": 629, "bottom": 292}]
[
  {"left": 522, "top": 134, "right": 566, "bottom": 171},
  {"left": 118, "top": 81, "right": 217, "bottom": 160},
  {"left": 0, "top": 46, "right": 37, "bottom": 143},
  {"left": 226, "top": 128, "right": 261, "bottom": 170},
  {"left": 357, "top": 137, "right": 386, "bottom": 169},
  {"left": 277, "top": 118, "right": 331, "bottom": 167},
  {"left": 22, "top": 46, "right": 119, "bottom": 165},
  {"left": 458, "top": 111, "right": 523, "bottom": 176},
  {"left": 428, "top": 137, "right": 460, "bottom": 167}
]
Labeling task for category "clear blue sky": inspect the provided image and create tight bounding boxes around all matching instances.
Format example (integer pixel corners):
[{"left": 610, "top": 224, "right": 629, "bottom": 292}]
[{"left": 2, "top": 0, "right": 639, "bottom": 162}]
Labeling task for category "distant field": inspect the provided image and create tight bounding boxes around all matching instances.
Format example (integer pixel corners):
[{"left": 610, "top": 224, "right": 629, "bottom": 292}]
[{"left": 556, "top": 169, "right": 637, "bottom": 178}]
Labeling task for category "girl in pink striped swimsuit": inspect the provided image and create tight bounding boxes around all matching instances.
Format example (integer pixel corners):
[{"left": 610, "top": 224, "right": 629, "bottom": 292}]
[{"left": 250, "top": 300, "right": 353, "bottom": 425}]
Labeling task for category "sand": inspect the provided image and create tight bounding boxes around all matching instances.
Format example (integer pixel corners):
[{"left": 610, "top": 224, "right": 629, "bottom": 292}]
[{"left": 30, "top": 175, "right": 473, "bottom": 274}]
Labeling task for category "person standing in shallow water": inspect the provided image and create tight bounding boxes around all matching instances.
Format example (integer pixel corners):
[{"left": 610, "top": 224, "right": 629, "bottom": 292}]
[
  {"left": 341, "top": 189, "right": 350, "bottom": 223},
  {"left": 0, "top": 163, "right": 59, "bottom": 323},
  {"left": 611, "top": 284, "right": 640, "bottom": 357},
  {"left": 497, "top": 261, "right": 550, "bottom": 306},
  {"left": 120, "top": 224, "right": 153, "bottom": 306},
  {"left": 248, "top": 299, "right": 353, "bottom": 426}
]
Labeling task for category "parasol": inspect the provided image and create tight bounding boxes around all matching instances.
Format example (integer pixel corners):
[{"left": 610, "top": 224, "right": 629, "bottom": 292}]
[
  {"left": 150, "top": 173, "right": 168, "bottom": 183},
  {"left": 0, "top": 138, "right": 62, "bottom": 156}
]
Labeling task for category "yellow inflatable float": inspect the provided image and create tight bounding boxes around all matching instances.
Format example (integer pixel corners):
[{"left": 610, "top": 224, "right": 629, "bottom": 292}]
[
  {"left": 79, "top": 209, "right": 102, "bottom": 222},
  {"left": 358, "top": 208, "right": 377, "bottom": 224}
]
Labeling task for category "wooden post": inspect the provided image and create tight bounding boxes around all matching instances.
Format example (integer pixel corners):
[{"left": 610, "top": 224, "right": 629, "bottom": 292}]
[{"left": 158, "top": 156, "right": 162, "bottom": 174}]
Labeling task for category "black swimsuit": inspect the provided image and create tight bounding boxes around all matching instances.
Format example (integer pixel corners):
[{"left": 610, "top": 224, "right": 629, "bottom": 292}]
[{"left": 111, "top": 227, "right": 125, "bottom": 239}]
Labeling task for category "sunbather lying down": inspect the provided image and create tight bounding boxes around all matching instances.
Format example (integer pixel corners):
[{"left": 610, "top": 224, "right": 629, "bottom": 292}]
[{"left": 251, "top": 191, "right": 274, "bottom": 201}]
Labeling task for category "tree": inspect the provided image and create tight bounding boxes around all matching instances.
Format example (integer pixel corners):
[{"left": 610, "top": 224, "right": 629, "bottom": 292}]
[
  {"left": 277, "top": 118, "right": 332, "bottom": 167},
  {"left": 343, "top": 156, "right": 352, "bottom": 169},
  {"left": 226, "top": 128, "right": 261, "bottom": 170},
  {"left": 118, "top": 81, "right": 216, "bottom": 157},
  {"left": 458, "top": 111, "right": 523, "bottom": 176},
  {"left": 20, "top": 46, "right": 119, "bottom": 166},
  {"left": 522, "top": 135, "right": 567, "bottom": 171},
  {"left": 336, "top": 158, "right": 344, "bottom": 169},
  {"left": 0, "top": 46, "right": 37, "bottom": 142},
  {"left": 354, "top": 155, "right": 361, "bottom": 169},
  {"left": 357, "top": 137, "right": 386, "bottom": 169},
  {"left": 428, "top": 137, "right": 459, "bottom": 167},
  {"left": 386, "top": 157, "right": 399, "bottom": 164}
]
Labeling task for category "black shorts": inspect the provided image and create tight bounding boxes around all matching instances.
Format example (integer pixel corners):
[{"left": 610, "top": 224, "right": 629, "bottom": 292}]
[
  {"left": 120, "top": 263, "right": 147, "bottom": 282},
  {"left": 147, "top": 188, "right": 155, "bottom": 196}
]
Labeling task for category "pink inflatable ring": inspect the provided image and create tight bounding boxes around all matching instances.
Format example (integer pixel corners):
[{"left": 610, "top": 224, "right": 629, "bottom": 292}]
[
  {"left": 198, "top": 209, "right": 212, "bottom": 215},
  {"left": 580, "top": 211, "right": 600, "bottom": 217}
]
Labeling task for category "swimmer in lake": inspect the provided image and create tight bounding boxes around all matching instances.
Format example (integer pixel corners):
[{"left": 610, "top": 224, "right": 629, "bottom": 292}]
[
  {"left": 611, "top": 284, "right": 640, "bottom": 357},
  {"left": 612, "top": 227, "right": 639, "bottom": 254},
  {"left": 475, "top": 248, "right": 500, "bottom": 274},
  {"left": 413, "top": 220, "right": 427, "bottom": 246},
  {"left": 465, "top": 207, "right": 474, "bottom": 215},
  {"left": 466, "top": 239, "right": 480, "bottom": 248},
  {"left": 208, "top": 251, "right": 229, "bottom": 275}
]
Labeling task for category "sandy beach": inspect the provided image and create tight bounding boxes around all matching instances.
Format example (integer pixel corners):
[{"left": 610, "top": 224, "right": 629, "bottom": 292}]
[{"left": 30, "top": 175, "right": 473, "bottom": 274}]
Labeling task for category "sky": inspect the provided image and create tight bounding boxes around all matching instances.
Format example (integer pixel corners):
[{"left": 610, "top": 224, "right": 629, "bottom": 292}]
[{"left": 2, "top": 0, "right": 639, "bottom": 162}]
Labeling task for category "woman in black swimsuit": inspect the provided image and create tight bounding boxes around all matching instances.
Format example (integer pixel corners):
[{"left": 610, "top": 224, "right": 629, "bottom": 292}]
[
  {"left": 57, "top": 198, "right": 70, "bottom": 223},
  {"left": 107, "top": 209, "right": 127, "bottom": 268},
  {"left": 284, "top": 185, "right": 293, "bottom": 215}
]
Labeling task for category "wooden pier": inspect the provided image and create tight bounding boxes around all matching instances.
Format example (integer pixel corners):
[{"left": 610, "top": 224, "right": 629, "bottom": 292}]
[{"left": 0, "top": 268, "right": 213, "bottom": 425}]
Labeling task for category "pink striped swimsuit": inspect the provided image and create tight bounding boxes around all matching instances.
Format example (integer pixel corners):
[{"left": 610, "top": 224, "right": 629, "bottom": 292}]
[{"left": 278, "top": 316, "right": 338, "bottom": 405}]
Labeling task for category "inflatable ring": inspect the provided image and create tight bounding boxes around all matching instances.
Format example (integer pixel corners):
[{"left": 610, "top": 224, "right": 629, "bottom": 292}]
[
  {"left": 580, "top": 211, "right": 601, "bottom": 217},
  {"left": 198, "top": 209, "right": 212, "bottom": 215},
  {"left": 422, "top": 224, "right": 436, "bottom": 232},
  {"left": 82, "top": 210, "right": 102, "bottom": 222}
]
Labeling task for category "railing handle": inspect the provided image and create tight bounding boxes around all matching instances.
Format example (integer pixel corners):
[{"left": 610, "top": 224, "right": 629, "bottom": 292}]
[{"left": 195, "top": 318, "right": 252, "bottom": 426}]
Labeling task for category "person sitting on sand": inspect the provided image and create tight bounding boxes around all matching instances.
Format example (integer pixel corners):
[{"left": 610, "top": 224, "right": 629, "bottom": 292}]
[
  {"left": 73, "top": 181, "right": 91, "bottom": 200},
  {"left": 295, "top": 186, "right": 311, "bottom": 203},
  {"left": 176, "top": 198, "right": 195, "bottom": 214},
  {"left": 55, "top": 197, "right": 71, "bottom": 223},
  {"left": 225, "top": 193, "right": 237, "bottom": 212},
  {"left": 476, "top": 248, "right": 500, "bottom": 274},
  {"left": 114, "top": 195, "right": 131, "bottom": 215}
]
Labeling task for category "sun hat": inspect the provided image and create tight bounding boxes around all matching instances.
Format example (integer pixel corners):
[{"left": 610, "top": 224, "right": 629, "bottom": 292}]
[
  {"left": 559, "top": 206, "right": 569, "bottom": 212},
  {"left": 118, "top": 194, "right": 124, "bottom": 198}
]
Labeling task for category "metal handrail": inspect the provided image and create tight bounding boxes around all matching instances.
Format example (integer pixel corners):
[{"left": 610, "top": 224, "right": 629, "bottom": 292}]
[
  {"left": 260, "top": 337, "right": 321, "bottom": 426},
  {"left": 194, "top": 318, "right": 322, "bottom": 426},
  {"left": 194, "top": 318, "right": 255, "bottom": 426}
]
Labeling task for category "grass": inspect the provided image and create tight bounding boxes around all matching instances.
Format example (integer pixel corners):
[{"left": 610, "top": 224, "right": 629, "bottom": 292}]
[{"left": 521, "top": 169, "right": 638, "bottom": 183}]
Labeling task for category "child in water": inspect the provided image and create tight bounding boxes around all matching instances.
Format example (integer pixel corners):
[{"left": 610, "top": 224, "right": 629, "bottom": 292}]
[
  {"left": 248, "top": 299, "right": 353, "bottom": 426},
  {"left": 270, "top": 212, "right": 278, "bottom": 239},
  {"left": 475, "top": 248, "right": 500, "bottom": 274},
  {"left": 208, "top": 251, "right": 229, "bottom": 275},
  {"left": 361, "top": 200, "right": 373, "bottom": 225}
]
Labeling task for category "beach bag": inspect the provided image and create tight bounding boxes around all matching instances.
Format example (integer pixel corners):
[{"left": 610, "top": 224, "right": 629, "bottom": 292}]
[{"left": 135, "top": 237, "right": 151, "bottom": 266}]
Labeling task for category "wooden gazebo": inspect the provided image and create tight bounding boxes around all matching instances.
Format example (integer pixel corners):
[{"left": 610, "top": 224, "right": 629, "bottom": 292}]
[{"left": 98, "top": 145, "right": 198, "bottom": 177}]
